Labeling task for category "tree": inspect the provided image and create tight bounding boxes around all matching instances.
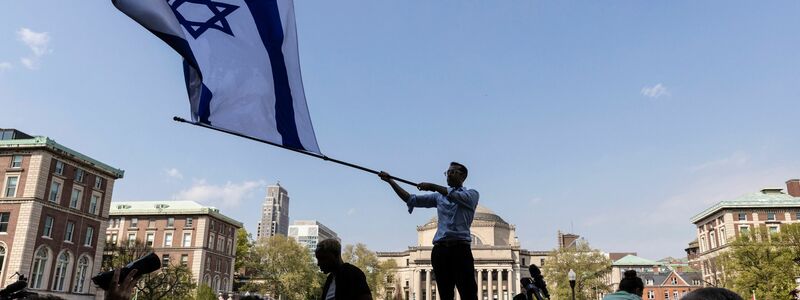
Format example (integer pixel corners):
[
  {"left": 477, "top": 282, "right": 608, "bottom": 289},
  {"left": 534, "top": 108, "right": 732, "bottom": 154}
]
[
  {"left": 134, "top": 264, "right": 196, "bottom": 300},
  {"left": 195, "top": 284, "right": 217, "bottom": 300},
  {"left": 721, "top": 225, "right": 799, "bottom": 300},
  {"left": 240, "top": 235, "right": 322, "bottom": 300},
  {"left": 343, "top": 243, "right": 398, "bottom": 300},
  {"left": 542, "top": 240, "right": 612, "bottom": 300},
  {"left": 235, "top": 228, "right": 252, "bottom": 272},
  {"left": 102, "top": 240, "right": 153, "bottom": 270}
]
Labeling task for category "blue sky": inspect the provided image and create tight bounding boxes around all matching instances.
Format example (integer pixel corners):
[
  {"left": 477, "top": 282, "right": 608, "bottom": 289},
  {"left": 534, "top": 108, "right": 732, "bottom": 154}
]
[{"left": 2, "top": 1, "right": 799, "bottom": 259}]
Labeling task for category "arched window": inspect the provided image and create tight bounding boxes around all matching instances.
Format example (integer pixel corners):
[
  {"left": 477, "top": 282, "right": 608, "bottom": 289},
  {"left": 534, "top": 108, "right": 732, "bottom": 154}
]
[
  {"left": 52, "top": 251, "right": 72, "bottom": 291},
  {"left": 470, "top": 234, "right": 483, "bottom": 246},
  {"left": 203, "top": 274, "right": 211, "bottom": 287},
  {"left": 222, "top": 278, "right": 228, "bottom": 292},
  {"left": 213, "top": 275, "right": 220, "bottom": 292},
  {"left": 73, "top": 256, "right": 90, "bottom": 293},
  {"left": 30, "top": 247, "right": 50, "bottom": 289},
  {"left": 0, "top": 245, "right": 6, "bottom": 278}
]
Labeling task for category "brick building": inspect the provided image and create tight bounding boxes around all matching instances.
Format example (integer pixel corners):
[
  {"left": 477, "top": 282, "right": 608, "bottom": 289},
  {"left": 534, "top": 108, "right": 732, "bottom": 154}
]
[
  {"left": 105, "top": 201, "right": 242, "bottom": 294},
  {"left": 690, "top": 180, "right": 800, "bottom": 285},
  {"left": 640, "top": 270, "right": 702, "bottom": 300},
  {"left": 0, "top": 128, "right": 124, "bottom": 299}
]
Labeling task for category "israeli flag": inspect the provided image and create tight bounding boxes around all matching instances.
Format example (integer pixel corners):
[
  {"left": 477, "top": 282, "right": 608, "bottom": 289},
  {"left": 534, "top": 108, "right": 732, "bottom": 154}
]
[{"left": 113, "top": 0, "right": 320, "bottom": 153}]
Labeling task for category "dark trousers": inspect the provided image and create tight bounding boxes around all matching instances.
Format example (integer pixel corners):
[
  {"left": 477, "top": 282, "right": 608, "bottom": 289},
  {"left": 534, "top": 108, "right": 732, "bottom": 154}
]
[{"left": 431, "top": 243, "right": 478, "bottom": 300}]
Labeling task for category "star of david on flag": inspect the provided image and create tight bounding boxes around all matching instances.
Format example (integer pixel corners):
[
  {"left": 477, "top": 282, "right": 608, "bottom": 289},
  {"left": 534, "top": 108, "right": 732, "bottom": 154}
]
[{"left": 113, "top": 0, "right": 321, "bottom": 153}]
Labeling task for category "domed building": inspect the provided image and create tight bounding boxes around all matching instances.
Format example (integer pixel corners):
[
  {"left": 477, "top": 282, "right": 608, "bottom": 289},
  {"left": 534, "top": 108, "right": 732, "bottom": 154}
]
[{"left": 377, "top": 205, "right": 548, "bottom": 300}]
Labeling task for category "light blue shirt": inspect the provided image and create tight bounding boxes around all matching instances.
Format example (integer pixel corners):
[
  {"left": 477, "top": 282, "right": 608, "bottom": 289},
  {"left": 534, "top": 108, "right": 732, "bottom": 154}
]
[{"left": 407, "top": 186, "right": 480, "bottom": 243}]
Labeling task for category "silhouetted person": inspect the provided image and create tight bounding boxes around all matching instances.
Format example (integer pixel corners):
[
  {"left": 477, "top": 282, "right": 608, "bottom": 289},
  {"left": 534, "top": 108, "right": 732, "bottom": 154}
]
[
  {"left": 380, "top": 162, "right": 479, "bottom": 300},
  {"left": 316, "top": 239, "right": 372, "bottom": 300},
  {"left": 683, "top": 288, "right": 744, "bottom": 300},
  {"left": 603, "top": 270, "right": 643, "bottom": 300},
  {"left": 101, "top": 268, "right": 139, "bottom": 300}
]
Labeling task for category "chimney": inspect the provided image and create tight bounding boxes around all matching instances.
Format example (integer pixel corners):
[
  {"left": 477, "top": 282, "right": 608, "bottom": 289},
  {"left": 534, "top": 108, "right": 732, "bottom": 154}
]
[{"left": 787, "top": 179, "right": 800, "bottom": 197}]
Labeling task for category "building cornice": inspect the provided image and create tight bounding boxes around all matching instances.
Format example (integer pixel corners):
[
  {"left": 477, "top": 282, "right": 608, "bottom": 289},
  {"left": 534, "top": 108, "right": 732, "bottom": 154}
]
[{"left": 0, "top": 136, "right": 124, "bottom": 178}]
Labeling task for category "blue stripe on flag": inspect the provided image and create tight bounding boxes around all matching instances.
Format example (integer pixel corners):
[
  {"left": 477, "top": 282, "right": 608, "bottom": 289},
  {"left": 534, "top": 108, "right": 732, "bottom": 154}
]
[{"left": 244, "top": 0, "right": 305, "bottom": 151}]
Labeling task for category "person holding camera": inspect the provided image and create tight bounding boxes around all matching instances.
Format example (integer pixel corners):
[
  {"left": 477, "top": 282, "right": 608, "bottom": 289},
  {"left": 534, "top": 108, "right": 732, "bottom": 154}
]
[
  {"left": 379, "top": 162, "right": 479, "bottom": 300},
  {"left": 602, "top": 270, "right": 644, "bottom": 300}
]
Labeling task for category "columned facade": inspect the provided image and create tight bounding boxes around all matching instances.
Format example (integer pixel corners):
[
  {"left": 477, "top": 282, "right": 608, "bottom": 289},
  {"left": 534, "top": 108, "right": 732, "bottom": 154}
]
[{"left": 378, "top": 206, "right": 548, "bottom": 300}]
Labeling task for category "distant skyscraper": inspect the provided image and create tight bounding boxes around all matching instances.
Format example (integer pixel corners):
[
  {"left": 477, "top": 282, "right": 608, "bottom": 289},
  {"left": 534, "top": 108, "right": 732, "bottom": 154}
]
[
  {"left": 257, "top": 183, "right": 290, "bottom": 239},
  {"left": 288, "top": 220, "right": 340, "bottom": 252}
]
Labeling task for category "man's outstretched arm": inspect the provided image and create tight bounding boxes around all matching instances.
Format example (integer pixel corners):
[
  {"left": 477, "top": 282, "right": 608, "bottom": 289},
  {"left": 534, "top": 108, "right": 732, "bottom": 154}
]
[{"left": 379, "top": 171, "right": 410, "bottom": 202}]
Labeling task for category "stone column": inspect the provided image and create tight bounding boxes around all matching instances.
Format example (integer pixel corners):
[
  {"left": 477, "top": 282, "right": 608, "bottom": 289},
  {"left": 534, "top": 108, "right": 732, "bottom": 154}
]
[
  {"left": 498, "top": 269, "right": 504, "bottom": 300},
  {"left": 477, "top": 269, "right": 483, "bottom": 300},
  {"left": 426, "top": 269, "right": 432, "bottom": 300},
  {"left": 414, "top": 269, "right": 421, "bottom": 300},
  {"left": 488, "top": 269, "right": 494, "bottom": 300}
]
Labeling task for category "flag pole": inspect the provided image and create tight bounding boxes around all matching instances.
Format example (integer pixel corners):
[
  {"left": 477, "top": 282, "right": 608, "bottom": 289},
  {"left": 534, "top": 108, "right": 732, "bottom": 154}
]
[{"left": 173, "top": 117, "right": 419, "bottom": 186}]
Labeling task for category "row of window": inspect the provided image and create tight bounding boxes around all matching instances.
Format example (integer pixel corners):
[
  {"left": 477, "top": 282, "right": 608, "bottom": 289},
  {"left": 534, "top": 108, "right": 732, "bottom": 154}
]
[
  {"left": 53, "top": 160, "right": 104, "bottom": 189},
  {"left": 108, "top": 231, "right": 194, "bottom": 248},
  {"left": 41, "top": 215, "right": 95, "bottom": 246},
  {"left": 735, "top": 211, "right": 798, "bottom": 222},
  {"left": 645, "top": 290, "right": 688, "bottom": 299},
  {"left": 46, "top": 178, "right": 103, "bottom": 215},
  {"left": 202, "top": 273, "right": 229, "bottom": 293},
  {"left": 161, "top": 253, "right": 190, "bottom": 267},
  {"left": 204, "top": 255, "right": 230, "bottom": 274},
  {"left": 28, "top": 246, "right": 94, "bottom": 293},
  {"left": 109, "top": 217, "right": 191, "bottom": 229}
]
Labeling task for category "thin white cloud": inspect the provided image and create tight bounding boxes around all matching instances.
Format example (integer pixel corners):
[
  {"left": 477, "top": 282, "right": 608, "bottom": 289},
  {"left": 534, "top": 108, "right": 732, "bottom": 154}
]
[
  {"left": 172, "top": 179, "right": 265, "bottom": 207},
  {"left": 347, "top": 208, "right": 356, "bottom": 216},
  {"left": 17, "top": 28, "right": 52, "bottom": 70},
  {"left": 164, "top": 168, "right": 184, "bottom": 180},
  {"left": 690, "top": 151, "right": 749, "bottom": 172},
  {"left": 641, "top": 83, "right": 670, "bottom": 98},
  {"left": 0, "top": 62, "right": 11, "bottom": 71}
]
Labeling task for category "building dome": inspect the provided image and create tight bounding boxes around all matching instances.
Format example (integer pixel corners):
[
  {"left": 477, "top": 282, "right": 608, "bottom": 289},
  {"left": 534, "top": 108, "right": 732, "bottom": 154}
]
[{"left": 426, "top": 205, "right": 508, "bottom": 225}]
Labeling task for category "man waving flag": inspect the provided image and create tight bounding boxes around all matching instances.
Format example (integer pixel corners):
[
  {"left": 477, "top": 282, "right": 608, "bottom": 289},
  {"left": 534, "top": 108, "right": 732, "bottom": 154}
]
[{"left": 113, "top": 0, "right": 321, "bottom": 153}]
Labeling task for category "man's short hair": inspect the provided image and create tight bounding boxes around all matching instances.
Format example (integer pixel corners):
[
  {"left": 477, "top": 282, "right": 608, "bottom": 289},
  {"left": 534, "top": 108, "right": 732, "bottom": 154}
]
[
  {"left": 316, "top": 238, "right": 341, "bottom": 255},
  {"left": 450, "top": 162, "right": 468, "bottom": 178},
  {"left": 683, "top": 288, "right": 743, "bottom": 300}
]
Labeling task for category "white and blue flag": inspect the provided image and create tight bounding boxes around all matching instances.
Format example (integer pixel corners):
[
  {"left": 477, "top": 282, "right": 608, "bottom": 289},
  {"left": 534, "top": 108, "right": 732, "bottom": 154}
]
[{"left": 113, "top": 0, "right": 320, "bottom": 153}]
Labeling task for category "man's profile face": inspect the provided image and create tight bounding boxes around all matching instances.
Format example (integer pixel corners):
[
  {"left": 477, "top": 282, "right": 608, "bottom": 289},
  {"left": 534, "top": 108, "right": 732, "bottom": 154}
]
[
  {"left": 446, "top": 165, "right": 465, "bottom": 187},
  {"left": 315, "top": 251, "right": 337, "bottom": 274}
]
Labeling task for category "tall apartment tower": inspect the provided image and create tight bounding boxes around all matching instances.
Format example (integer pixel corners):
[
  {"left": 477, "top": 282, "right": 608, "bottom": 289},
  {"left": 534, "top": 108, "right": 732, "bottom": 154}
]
[
  {"left": 0, "top": 129, "right": 124, "bottom": 299},
  {"left": 256, "top": 183, "right": 289, "bottom": 240},
  {"left": 288, "top": 220, "right": 340, "bottom": 252}
]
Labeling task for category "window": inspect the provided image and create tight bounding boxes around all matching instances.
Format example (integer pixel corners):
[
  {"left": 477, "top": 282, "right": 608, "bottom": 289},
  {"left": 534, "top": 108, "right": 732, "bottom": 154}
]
[
  {"left": 109, "top": 233, "right": 118, "bottom": 246},
  {"left": 206, "top": 259, "right": 211, "bottom": 270},
  {"left": 65, "top": 222, "right": 75, "bottom": 242},
  {"left": 127, "top": 233, "right": 137, "bottom": 246},
  {"left": 30, "top": 247, "right": 49, "bottom": 289},
  {"left": 217, "top": 236, "right": 224, "bottom": 251},
  {"left": 94, "top": 177, "right": 102, "bottom": 189},
  {"left": 49, "top": 181, "right": 61, "bottom": 202},
  {"left": 740, "top": 225, "right": 750, "bottom": 234},
  {"left": 162, "top": 254, "right": 170, "bottom": 266},
  {"left": 43, "top": 216, "right": 54, "bottom": 237},
  {"left": 216, "top": 259, "right": 221, "bottom": 272},
  {"left": 130, "top": 218, "right": 138, "bottom": 228},
  {"left": 84, "top": 227, "right": 94, "bottom": 246},
  {"left": 0, "top": 212, "right": 9, "bottom": 232},
  {"left": 797, "top": 212, "right": 800, "bottom": 220},
  {"left": 146, "top": 233, "right": 154, "bottom": 246},
  {"left": 0, "top": 246, "right": 4, "bottom": 276},
  {"left": 167, "top": 217, "right": 175, "bottom": 227},
  {"left": 75, "top": 169, "right": 84, "bottom": 182},
  {"left": 54, "top": 160, "right": 64, "bottom": 175},
  {"left": 4, "top": 176, "right": 18, "bottom": 197},
  {"left": 73, "top": 256, "right": 89, "bottom": 293},
  {"left": 69, "top": 188, "right": 82, "bottom": 209},
  {"left": 738, "top": 213, "right": 747, "bottom": 221},
  {"left": 183, "top": 233, "right": 192, "bottom": 247},
  {"left": 52, "top": 251, "right": 70, "bottom": 291},
  {"left": 709, "top": 232, "right": 717, "bottom": 248},
  {"left": 646, "top": 279, "right": 654, "bottom": 285},
  {"left": 671, "top": 277, "right": 677, "bottom": 285},
  {"left": 211, "top": 220, "right": 216, "bottom": 230},
  {"left": 648, "top": 291, "right": 655, "bottom": 299},
  {"left": 227, "top": 240, "right": 232, "bottom": 255},
  {"left": 674, "top": 291, "right": 679, "bottom": 299},
  {"left": 209, "top": 233, "right": 215, "bottom": 249},
  {"left": 186, "top": 217, "right": 193, "bottom": 227},
  {"left": 767, "top": 212, "right": 776, "bottom": 221},
  {"left": 769, "top": 226, "right": 779, "bottom": 234},
  {"left": 719, "top": 227, "right": 727, "bottom": 245},
  {"left": 664, "top": 291, "right": 669, "bottom": 299},
  {"left": 148, "top": 218, "right": 156, "bottom": 228},
  {"left": 111, "top": 218, "right": 120, "bottom": 228},
  {"left": 180, "top": 254, "right": 189, "bottom": 266},
  {"left": 10, "top": 155, "right": 22, "bottom": 168},
  {"left": 164, "top": 232, "right": 173, "bottom": 247},
  {"left": 89, "top": 195, "right": 99, "bottom": 214},
  {"left": 700, "top": 236, "right": 706, "bottom": 252}
]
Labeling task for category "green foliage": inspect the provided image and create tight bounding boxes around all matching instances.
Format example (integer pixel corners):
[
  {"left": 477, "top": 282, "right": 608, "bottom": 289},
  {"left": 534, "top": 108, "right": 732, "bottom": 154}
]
[
  {"left": 240, "top": 235, "right": 322, "bottom": 300},
  {"left": 102, "top": 240, "right": 153, "bottom": 270},
  {"left": 235, "top": 228, "right": 252, "bottom": 272},
  {"left": 342, "top": 243, "right": 398, "bottom": 299},
  {"left": 542, "top": 240, "right": 612, "bottom": 300},
  {"left": 195, "top": 284, "right": 217, "bottom": 300},
  {"left": 720, "top": 224, "right": 800, "bottom": 300},
  {"left": 135, "top": 264, "right": 196, "bottom": 300}
]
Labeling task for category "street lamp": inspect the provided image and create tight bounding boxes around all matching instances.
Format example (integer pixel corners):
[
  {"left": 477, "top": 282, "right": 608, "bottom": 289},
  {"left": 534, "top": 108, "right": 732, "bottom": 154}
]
[{"left": 568, "top": 269, "right": 576, "bottom": 300}]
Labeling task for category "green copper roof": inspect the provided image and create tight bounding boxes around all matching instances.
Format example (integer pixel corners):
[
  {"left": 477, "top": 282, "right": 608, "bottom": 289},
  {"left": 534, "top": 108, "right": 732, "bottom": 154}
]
[
  {"left": 0, "top": 136, "right": 124, "bottom": 178},
  {"left": 613, "top": 254, "right": 661, "bottom": 266},
  {"left": 110, "top": 200, "right": 243, "bottom": 228},
  {"left": 690, "top": 189, "right": 800, "bottom": 223}
]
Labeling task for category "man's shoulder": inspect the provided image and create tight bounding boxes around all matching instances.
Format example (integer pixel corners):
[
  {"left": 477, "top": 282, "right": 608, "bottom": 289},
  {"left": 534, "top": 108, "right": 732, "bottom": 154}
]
[{"left": 341, "top": 263, "right": 367, "bottom": 276}]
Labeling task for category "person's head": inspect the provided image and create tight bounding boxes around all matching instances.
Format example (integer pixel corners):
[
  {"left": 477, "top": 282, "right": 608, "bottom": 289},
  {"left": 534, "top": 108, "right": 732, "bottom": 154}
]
[
  {"left": 682, "top": 288, "right": 743, "bottom": 300},
  {"left": 315, "top": 238, "right": 343, "bottom": 274},
  {"left": 618, "top": 270, "right": 644, "bottom": 297},
  {"left": 446, "top": 162, "right": 468, "bottom": 187}
]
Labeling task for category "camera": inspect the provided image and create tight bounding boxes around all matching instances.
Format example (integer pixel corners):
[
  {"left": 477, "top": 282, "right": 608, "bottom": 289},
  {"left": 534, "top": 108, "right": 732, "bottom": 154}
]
[
  {"left": 0, "top": 274, "right": 34, "bottom": 300},
  {"left": 514, "top": 264, "right": 549, "bottom": 300},
  {"left": 92, "top": 252, "right": 162, "bottom": 290}
]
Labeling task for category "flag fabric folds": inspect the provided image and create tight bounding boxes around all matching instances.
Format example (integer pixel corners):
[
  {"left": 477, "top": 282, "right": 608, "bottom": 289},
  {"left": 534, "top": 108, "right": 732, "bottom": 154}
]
[{"left": 113, "top": 0, "right": 321, "bottom": 153}]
